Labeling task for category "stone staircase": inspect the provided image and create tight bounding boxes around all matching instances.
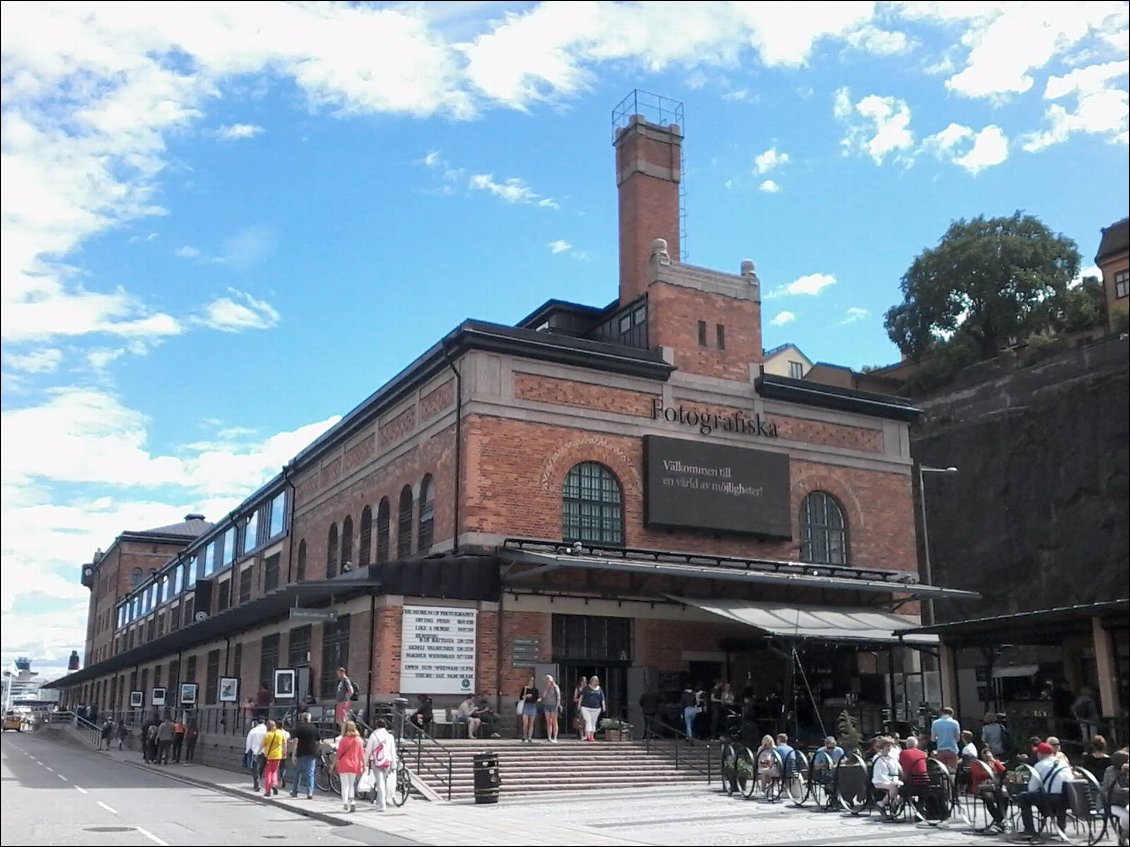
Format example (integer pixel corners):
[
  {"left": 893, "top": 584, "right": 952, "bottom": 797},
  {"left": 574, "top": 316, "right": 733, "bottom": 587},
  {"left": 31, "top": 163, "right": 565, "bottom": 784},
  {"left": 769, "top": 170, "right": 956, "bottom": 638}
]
[{"left": 403, "top": 738, "right": 714, "bottom": 802}]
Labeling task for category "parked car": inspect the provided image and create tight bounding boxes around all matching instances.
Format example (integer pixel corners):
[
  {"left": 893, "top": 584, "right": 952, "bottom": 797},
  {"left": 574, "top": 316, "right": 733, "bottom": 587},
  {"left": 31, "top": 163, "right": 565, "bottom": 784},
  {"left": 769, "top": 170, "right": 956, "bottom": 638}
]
[{"left": 3, "top": 711, "right": 24, "bottom": 731}]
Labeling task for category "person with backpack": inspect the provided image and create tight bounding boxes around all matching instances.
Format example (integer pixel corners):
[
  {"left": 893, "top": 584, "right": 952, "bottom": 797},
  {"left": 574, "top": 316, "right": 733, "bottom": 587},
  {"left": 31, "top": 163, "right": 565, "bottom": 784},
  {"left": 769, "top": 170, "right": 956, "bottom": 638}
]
[
  {"left": 334, "top": 667, "right": 357, "bottom": 736},
  {"left": 364, "top": 717, "right": 396, "bottom": 812}
]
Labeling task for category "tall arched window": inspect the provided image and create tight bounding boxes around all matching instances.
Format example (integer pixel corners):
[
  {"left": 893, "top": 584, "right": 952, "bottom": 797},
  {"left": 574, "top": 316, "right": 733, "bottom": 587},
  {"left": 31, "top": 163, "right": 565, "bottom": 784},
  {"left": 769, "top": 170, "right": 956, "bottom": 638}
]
[
  {"left": 341, "top": 515, "right": 354, "bottom": 572},
  {"left": 799, "top": 491, "right": 848, "bottom": 565},
  {"left": 562, "top": 462, "right": 624, "bottom": 546},
  {"left": 130, "top": 567, "right": 144, "bottom": 588},
  {"left": 359, "top": 506, "right": 372, "bottom": 567},
  {"left": 326, "top": 524, "right": 339, "bottom": 579},
  {"left": 418, "top": 475, "right": 435, "bottom": 553},
  {"left": 397, "top": 486, "right": 414, "bottom": 558},
  {"left": 376, "top": 498, "right": 390, "bottom": 563},
  {"left": 296, "top": 540, "right": 307, "bottom": 582}
]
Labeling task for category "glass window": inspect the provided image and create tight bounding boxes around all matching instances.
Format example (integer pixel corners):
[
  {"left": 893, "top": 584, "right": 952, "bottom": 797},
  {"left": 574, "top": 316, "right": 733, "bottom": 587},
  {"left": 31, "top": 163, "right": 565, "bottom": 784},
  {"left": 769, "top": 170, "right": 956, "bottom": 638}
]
[
  {"left": 341, "top": 516, "right": 353, "bottom": 572},
  {"left": 418, "top": 475, "right": 435, "bottom": 553},
  {"left": 1116, "top": 270, "right": 1129, "bottom": 299},
  {"left": 223, "top": 527, "right": 236, "bottom": 565},
  {"left": 326, "top": 524, "right": 339, "bottom": 579},
  {"left": 263, "top": 554, "right": 280, "bottom": 594},
  {"left": 697, "top": 320, "right": 707, "bottom": 346},
  {"left": 397, "top": 486, "right": 414, "bottom": 558},
  {"left": 238, "top": 566, "right": 253, "bottom": 604},
  {"left": 800, "top": 490, "right": 849, "bottom": 565},
  {"left": 243, "top": 512, "right": 258, "bottom": 555},
  {"left": 191, "top": 553, "right": 201, "bottom": 584},
  {"left": 296, "top": 540, "right": 307, "bottom": 582},
  {"left": 174, "top": 564, "right": 183, "bottom": 595},
  {"left": 319, "top": 615, "right": 350, "bottom": 699},
  {"left": 359, "top": 506, "right": 372, "bottom": 568},
  {"left": 376, "top": 498, "right": 390, "bottom": 563},
  {"left": 160, "top": 575, "right": 170, "bottom": 604},
  {"left": 269, "top": 490, "right": 286, "bottom": 538},
  {"left": 788, "top": 360, "right": 804, "bottom": 379},
  {"left": 204, "top": 542, "right": 215, "bottom": 577},
  {"left": 716, "top": 323, "right": 725, "bottom": 350},
  {"left": 562, "top": 462, "right": 624, "bottom": 546}
]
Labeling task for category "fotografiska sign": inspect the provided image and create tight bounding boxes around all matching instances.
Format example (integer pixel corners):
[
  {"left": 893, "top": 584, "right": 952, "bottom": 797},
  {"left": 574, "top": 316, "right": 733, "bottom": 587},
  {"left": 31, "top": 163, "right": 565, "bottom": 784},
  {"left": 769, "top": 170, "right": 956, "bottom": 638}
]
[
  {"left": 289, "top": 608, "right": 338, "bottom": 622},
  {"left": 652, "top": 400, "right": 778, "bottom": 438}
]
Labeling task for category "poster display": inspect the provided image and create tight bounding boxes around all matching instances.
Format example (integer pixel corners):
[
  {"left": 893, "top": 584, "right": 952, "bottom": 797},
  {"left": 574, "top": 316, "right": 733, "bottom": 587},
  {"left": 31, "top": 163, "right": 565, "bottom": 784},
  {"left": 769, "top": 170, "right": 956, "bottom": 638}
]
[{"left": 400, "top": 605, "right": 477, "bottom": 695}]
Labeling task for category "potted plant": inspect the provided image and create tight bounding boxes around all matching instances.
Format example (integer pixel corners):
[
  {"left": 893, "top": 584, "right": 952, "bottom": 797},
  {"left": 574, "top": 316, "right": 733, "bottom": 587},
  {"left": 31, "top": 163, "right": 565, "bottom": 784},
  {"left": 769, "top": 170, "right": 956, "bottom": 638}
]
[{"left": 598, "top": 717, "right": 632, "bottom": 741}]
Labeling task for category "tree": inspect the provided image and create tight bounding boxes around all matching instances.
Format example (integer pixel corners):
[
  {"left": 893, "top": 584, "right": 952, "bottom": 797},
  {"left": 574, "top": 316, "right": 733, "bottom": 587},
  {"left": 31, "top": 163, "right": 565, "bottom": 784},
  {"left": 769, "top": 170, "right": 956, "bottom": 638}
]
[
  {"left": 885, "top": 212, "right": 1081, "bottom": 360},
  {"left": 1056, "top": 275, "right": 1105, "bottom": 333}
]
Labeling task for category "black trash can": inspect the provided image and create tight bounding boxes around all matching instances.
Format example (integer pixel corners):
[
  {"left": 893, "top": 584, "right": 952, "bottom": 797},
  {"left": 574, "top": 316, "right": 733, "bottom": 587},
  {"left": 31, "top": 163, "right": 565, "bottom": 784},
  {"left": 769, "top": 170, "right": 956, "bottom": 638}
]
[{"left": 473, "top": 751, "right": 500, "bottom": 804}]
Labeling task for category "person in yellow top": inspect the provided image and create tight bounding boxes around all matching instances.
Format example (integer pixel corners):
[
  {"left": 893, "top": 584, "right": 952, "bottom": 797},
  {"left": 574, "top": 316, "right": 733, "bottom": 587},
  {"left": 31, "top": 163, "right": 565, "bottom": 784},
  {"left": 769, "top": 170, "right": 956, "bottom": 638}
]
[{"left": 261, "top": 719, "right": 287, "bottom": 796}]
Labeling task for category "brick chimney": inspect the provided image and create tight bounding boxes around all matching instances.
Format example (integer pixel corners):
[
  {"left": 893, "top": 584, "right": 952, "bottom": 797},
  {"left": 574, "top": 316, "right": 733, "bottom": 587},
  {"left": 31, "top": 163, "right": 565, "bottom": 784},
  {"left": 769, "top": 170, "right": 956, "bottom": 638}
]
[{"left": 615, "top": 114, "right": 682, "bottom": 305}]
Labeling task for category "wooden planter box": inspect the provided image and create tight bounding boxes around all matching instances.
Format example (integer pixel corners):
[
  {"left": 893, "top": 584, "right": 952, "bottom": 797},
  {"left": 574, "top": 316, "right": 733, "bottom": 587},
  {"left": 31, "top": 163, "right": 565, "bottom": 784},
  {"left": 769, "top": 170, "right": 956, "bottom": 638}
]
[{"left": 602, "top": 729, "right": 630, "bottom": 741}]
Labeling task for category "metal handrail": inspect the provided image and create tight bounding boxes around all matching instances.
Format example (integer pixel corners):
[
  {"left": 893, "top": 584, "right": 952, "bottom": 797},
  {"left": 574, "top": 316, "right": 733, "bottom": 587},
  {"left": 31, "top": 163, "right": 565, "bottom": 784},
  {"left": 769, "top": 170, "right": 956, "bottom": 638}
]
[
  {"left": 403, "top": 723, "right": 455, "bottom": 801},
  {"left": 641, "top": 716, "right": 713, "bottom": 782},
  {"left": 50, "top": 710, "right": 103, "bottom": 747}
]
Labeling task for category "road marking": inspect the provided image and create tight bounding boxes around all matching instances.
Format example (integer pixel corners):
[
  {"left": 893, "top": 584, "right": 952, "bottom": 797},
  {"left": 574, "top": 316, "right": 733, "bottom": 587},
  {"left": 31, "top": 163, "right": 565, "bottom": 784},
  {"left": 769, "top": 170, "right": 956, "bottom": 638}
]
[
  {"left": 58, "top": 774, "right": 68, "bottom": 781},
  {"left": 97, "top": 801, "right": 117, "bottom": 814},
  {"left": 45, "top": 766, "right": 54, "bottom": 772},
  {"left": 135, "top": 826, "right": 169, "bottom": 846},
  {"left": 74, "top": 785, "right": 88, "bottom": 794}
]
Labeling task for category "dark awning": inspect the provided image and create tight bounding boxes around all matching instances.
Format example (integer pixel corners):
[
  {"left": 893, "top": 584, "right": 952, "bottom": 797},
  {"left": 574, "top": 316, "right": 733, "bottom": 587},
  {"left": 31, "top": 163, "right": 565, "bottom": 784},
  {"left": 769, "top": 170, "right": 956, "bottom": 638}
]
[{"left": 897, "top": 599, "right": 1129, "bottom": 648}]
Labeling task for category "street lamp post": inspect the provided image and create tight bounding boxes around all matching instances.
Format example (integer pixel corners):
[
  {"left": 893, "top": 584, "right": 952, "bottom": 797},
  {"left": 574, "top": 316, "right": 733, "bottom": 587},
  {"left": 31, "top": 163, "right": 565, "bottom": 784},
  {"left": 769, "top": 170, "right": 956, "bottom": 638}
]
[{"left": 918, "top": 464, "right": 958, "bottom": 626}]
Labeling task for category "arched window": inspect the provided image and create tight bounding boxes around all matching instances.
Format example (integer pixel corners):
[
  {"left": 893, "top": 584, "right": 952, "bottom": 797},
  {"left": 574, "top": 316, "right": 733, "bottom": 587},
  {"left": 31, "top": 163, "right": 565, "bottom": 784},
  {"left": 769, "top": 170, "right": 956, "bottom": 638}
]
[
  {"left": 359, "top": 506, "right": 372, "bottom": 567},
  {"left": 397, "top": 486, "right": 414, "bottom": 558},
  {"left": 418, "top": 475, "right": 435, "bottom": 553},
  {"left": 326, "top": 524, "right": 339, "bottom": 579},
  {"left": 130, "top": 568, "right": 144, "bottom": 588},
  {"left": 562, "top": 462, "right": 624, "bottom": 546},
  {"left": 341, "top": 515, "right": 354, "bottom": 572},
  {"left": 376, "top": 498, "right": 390, "bottom": 563},
  {"left": 799, "top": 491, "right": 848, "bottom": 565},
  {"left": 296, "top": 540, "right": 307, "bottom": 582}
]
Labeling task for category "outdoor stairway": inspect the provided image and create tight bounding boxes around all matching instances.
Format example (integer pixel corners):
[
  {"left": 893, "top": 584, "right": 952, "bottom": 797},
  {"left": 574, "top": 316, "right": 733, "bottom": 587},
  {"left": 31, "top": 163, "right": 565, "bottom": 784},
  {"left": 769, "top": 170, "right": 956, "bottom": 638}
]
[{"left": 407, "top": 738, "right": 713, "bottom": 802}]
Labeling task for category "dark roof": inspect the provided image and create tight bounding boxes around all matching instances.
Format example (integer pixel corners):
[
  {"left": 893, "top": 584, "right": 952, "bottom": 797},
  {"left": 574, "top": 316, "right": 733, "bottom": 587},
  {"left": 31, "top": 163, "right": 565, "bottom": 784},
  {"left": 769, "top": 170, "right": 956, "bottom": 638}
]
[
  {"left": 1096, "top": 217, "right": 1129, "bottom": 263},
  {"left": 898, "top": 599, "right": 1129, "bottom": 647},
  {"left": 514, "top": 298, "right": 612, "bottom": 330},
  {"left": 755, "top": 372, "right": 920, "bottom": 423},
  {"left": 763, "top": 342, "right": 802, "bottom": 358},
  {"left": 138, "top": 516, "right": 212, "bottom": 537}
]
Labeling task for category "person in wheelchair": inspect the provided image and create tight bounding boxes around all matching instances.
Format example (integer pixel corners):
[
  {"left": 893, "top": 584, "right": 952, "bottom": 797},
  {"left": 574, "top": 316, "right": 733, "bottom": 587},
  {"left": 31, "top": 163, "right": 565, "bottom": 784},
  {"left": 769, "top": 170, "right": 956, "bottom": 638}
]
[
  {"left": 872, "top": 737, "right": 904, "bottom": 812},
  {"left": 1016, "top": 741, "right": 1071, "bottom": 842}
]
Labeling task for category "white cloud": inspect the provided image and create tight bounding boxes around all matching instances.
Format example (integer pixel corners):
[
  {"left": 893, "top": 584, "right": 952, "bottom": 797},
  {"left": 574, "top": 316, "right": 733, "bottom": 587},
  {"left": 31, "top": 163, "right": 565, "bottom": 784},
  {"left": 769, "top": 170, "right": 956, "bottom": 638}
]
[
  {"left": 1022, "top": 60, "right": 1130, "bottom": 150},
  {"left": 469, "top": 173, "right": 558, "bottom": 208},
  {"left": 175, "top": 246, "right": 201, "bottom": 258},
  {"left": 844, "top": 25, "right": 913, "bottom": 56},
  {"left": 834, "top": 87, "right": 915, "bottom": 165},
  {"left": 759, "top": 179, "right": 781, "bottom": 193},
  {"left": 5, "top": 348, "right": 63, "bottom": 374},
  {"left": 766, "top": 273, "right": 838, "bottom": 298},
  {"left": 754, "top": 147, "right": 790, "bottom": 174},
  {"left": 421, "top": 149, "right": 442, "bottom": 168},
  {"left": 547, "top": 240, "right": 572, "bottom": 254},
  {"left": 923, "top": 123, "right": 1010, "bottom": 174},
  {"left": 770, "top": 311, "right": 797, "bottom": 326},
  {"left": 214, "top": 123, "right": 263, "bottom": 140},
  {"left": 193, "top": 289, "right": 280, "bottom": 333},
  {"left": 840, "top": 306, "right": 870, "bottom": 325}
]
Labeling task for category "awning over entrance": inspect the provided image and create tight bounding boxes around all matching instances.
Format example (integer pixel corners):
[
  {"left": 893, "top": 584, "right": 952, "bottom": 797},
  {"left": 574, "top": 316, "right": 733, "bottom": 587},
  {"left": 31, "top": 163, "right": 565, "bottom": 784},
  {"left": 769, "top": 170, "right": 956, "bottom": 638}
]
[
  {"left": 897, "top": 598, "right": 1129, "bottom": 648},
  {"left": 671, "top": 595, "right": 939, "bottom": 646}
]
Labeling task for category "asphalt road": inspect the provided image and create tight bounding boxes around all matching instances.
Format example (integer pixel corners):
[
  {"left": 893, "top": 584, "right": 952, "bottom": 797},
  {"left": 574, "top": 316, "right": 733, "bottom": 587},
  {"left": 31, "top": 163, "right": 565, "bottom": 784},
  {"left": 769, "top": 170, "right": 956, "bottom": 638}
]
[{"left": 0, "top": 731, "right": 419, "bottom": 847}]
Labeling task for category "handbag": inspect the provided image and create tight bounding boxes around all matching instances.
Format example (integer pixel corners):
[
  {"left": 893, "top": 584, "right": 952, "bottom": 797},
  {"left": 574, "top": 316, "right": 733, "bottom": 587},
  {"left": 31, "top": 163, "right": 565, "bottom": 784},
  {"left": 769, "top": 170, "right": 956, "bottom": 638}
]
[
  {"left": 358, "top": 770, "right": 376, "bottom": 793},
  {"left": 515, "top": 699, "right": 524, "bottom": 716}
]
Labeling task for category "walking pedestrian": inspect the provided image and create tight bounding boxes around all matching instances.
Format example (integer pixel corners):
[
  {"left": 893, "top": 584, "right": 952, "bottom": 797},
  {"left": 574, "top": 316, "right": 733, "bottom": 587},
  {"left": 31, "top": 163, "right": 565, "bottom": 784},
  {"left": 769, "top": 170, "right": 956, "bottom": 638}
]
[
  {"left": 99, "top": 718, "right": 114, "bottom": 750},
  {"left": 289, "top": 713, "right": 319, "bottom": 799},
  {"left": 115, "top": 719, "right": 129, "bottom": 751},
  {"left": 930, "top": 706, "right": 962, "bottom": 770},
  {"left": 518, "top": 675, "right": 539, "bottom": 742},
  {"left": 184, "top": 719, "right": 199, "bottom": 763},
  {"left": 578, "top": 675, "right": 606, "bottom": 742},
  {"left": 156, "top": 714, "right": 175, "bottom": 764},
  {"left": 245, "top": 717, "right": 267, "bottom": 791},
  {"left": 336, "top": 721, "right": 364, "bottom": 812},
  {"left": 172, "top": 717, "right": 185, "bottom": 762},
  {"left": 260, "top": 719, "right": 287, "bottom": 797},
  {"left": 364, "top": 718, "right": 396, "bottom": 812}
]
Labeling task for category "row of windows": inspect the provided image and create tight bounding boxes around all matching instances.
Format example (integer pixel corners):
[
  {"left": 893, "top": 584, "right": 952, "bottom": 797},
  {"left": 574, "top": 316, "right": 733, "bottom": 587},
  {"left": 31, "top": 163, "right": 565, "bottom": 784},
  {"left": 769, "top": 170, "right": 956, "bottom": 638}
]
[
  {"left": 562, "top": 462, "right": 850, "bottom": 565},
  {"left": 117, "top": 490, "right": 287, "bottom": 630}
]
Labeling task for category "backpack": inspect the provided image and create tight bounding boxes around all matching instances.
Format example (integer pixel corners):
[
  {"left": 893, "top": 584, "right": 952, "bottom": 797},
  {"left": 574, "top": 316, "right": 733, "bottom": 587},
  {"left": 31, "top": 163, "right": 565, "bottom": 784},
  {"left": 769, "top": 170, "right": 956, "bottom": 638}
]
[
  {"left": 371, "top": 739, "right": 392, "bottom": 771},
  {"left": 350, "top": 681, "right": 360, "bottom": 701}
]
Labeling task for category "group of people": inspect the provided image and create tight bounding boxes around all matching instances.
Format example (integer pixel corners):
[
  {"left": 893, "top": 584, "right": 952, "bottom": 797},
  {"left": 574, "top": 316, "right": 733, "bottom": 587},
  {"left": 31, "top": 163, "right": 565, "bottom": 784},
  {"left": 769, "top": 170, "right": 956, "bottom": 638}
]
[
  {"left": 101, "top": 713, "right": 198, "bottom": 764},
  {"left": 243, "top": 711, "right": 398, "bottom": 813}
]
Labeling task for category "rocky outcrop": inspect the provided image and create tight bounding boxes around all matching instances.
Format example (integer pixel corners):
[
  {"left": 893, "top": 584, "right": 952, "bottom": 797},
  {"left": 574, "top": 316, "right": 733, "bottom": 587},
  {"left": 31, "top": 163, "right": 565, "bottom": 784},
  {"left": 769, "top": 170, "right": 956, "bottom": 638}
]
[{"left": 912, "top": 335, "right": 1129, "bottom": 624}]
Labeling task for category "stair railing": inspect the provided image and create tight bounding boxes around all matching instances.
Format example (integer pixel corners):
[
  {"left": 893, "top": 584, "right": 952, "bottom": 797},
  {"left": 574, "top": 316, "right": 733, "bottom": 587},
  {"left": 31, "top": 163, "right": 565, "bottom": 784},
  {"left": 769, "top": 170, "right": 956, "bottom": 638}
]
[{"left": 640, "top": 716, "right": 713, "bottom": 782}]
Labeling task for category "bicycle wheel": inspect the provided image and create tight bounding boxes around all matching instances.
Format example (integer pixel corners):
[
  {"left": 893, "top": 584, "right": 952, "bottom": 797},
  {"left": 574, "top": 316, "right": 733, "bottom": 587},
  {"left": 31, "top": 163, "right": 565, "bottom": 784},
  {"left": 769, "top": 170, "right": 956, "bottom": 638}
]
[
  {"left": 315, "top": 758, "right": 331, "bottom": 792},
  {"left": 835, "top": 754, "right": 872, "bottom": 815},
  {"left": 784, "top": 749, "right": 811, "bottom": 806},
  {"left": 809, "top": 767, "right": 834, "bottom": 810},
  {"left": 909, "top": 758, "right": 953, "bottom": 826},
  {"left": 734, "top": 744, "right": 755, "bottom": 798},
  {"left": 392, "top": 762, "right": 409, "bottom": 807},
  {"left": 719, "top": 743, "right": 738, "bottom": 796},
  {"left": 329, "top": 767, "right": 341, "bottom": 795}
]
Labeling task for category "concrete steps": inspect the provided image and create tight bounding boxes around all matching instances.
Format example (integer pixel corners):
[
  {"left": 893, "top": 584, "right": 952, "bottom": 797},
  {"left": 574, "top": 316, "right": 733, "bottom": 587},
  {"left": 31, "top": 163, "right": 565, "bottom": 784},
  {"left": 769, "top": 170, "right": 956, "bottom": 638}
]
[{"left": 405, "top": 739, "right": 713, "bottom": 801}]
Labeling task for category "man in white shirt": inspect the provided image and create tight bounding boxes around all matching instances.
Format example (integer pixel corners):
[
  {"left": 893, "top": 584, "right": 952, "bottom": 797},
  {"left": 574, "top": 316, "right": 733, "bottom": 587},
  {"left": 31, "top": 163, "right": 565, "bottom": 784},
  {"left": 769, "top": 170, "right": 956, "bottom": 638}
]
[
  {"left": 1017, "top": 741, "right": 1070, "bottom": 840},
  {"left": 245, "top": 718, "right": 267, "bottom": 792}
]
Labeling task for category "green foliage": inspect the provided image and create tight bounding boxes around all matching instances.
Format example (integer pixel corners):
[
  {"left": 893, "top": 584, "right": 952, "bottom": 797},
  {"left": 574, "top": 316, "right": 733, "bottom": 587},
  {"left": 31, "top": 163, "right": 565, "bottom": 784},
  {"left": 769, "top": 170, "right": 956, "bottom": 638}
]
[
  {"left": 837, "top": 709, "right": 862, "bottom": 755},
  {"left": 1109, "top": 300, "right": 1129, "bottom": 334},
  {"left": 598, "top": 717, "right": 631, "bottom": 732},
  {"left": 901, "top": 333, "right": 981, "bottom": 396},
  {"left": 722, "top": 752, "right": 736, "bottom": 776},
  {"left": 885, "top": 212, "right": 1081, "bottom": 361},
  {"left": 1056, "top": 276, "right": 1106, "bottom": 333}
]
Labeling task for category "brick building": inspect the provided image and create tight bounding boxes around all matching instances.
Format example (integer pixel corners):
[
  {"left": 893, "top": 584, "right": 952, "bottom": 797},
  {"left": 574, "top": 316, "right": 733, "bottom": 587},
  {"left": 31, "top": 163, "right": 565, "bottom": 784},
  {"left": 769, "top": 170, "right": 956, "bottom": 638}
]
[{"left": 52, "top": 94, "right": 973, "bottom": 750}]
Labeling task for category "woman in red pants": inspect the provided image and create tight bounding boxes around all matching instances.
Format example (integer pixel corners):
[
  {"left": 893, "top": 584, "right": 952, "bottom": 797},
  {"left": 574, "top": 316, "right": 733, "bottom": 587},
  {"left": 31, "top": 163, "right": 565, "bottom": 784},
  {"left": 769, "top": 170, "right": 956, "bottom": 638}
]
[{"left": 261, "top": 719, "right": 287, "bottom": 796}]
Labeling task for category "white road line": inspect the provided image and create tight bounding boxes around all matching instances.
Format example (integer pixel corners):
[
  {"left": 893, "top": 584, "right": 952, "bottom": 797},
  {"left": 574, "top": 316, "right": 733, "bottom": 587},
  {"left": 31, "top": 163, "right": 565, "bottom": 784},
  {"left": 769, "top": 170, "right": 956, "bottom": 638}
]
[
  {"left": 135, "top": 826, "right": 169, "bottom": 846},
  {"left": 58, "top": 774, "right": 68, "bottom": 781},
  {"left": 74, "top": 785, "right": 88, "bottom": 794},
  {"left": 97, "top": 801, "right": 117, "bottom": 814},
  {"left": 45, "top": 766, "right": 54, "bottom": 772}
]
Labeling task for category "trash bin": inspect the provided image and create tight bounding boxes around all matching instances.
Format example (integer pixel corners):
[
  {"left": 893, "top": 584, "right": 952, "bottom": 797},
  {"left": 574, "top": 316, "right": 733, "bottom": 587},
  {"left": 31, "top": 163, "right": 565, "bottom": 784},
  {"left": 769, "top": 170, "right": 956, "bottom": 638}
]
[{"left": 473, "top": 751, "right": 500, "bottom": 804}]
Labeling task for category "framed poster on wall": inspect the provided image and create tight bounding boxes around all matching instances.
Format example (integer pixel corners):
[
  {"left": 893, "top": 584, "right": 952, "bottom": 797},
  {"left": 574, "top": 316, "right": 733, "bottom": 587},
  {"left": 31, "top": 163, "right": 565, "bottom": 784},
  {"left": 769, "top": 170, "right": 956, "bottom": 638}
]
[
  {"left": 151, "top": 687, "right": 166, "bottom": 707},
  {"left": 274, "top": 668, "right": 295, "bottom": 700},
  {"left": 400, "top": 605, "right": 477, "bottom": 695},
  {"left": 129, "top": 690, "right": 144, "bottom": 708},
  {"left": 219, "top": 677, "right": 239, "bottom": 703},
  {"left": 179, "top": 682, "right": 198, "bottom": 706}
]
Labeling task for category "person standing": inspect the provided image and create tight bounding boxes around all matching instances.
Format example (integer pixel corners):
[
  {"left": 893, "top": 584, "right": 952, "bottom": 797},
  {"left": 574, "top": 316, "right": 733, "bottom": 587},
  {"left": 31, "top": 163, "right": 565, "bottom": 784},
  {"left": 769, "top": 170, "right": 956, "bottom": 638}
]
[
  {"left": 518, "top": 675, "right": 539, "bottom": 743},
  {"left": 254, "top": 685, "right": 272, "bottom": 720},
  {"left": 156, "top": 715, "right": 175, "bottom": 764},
  {"left": 365, "top": 718, "right": 396, "bottom": 812},
  {"left": 680, "top": 687, "right": 697, "bottom": 741},
  {"left": 171, "top": 717, "right": 186, "bottom": 763},
  {"left": 289, "top": 713, "right": 320, "bottom": 799},
  {"left": 184, "top": 719, "right": 199, "bottom": 764},
  {"left": 1073, "top": 687, "right": 1100, "bottom": 743},
  {"left": 930, "top": 706, "right": 962, "bottom": 770},
  {"left": 541, "top": 674, "right": 562, "bottom": 743},
  {"left": 115, "top": 719, "right": 129, "bottom": 751},
  {"left": 260, "top": 719, "right": 287, "bottom": 796},
  {"left": 334, "top": 668, "right": 354, "bottom": 736},
  {"left": 99, "top": 718, "right": 114, "bottom": 750},
  {"left": 578, "top": 675, "right": 606, "bottom": 742},
  {"left": 336, "top": 721, "right": 365, "bottom": 812},
  {"left": 981, "top": 712, "right": 1006, "bottom": 757},
  {"left": 639, "top": 688, "right": 659, "bottom": 740},
  {"left": 245, "top": 717, "right": 267, "bottom": 791}
]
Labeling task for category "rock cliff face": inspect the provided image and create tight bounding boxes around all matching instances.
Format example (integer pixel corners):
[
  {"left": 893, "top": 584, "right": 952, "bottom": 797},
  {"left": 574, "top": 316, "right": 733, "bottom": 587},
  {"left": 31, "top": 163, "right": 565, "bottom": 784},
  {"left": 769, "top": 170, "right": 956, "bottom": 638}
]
[{"left": 912, "top": 336, "right": 1129, "bottom": 624}]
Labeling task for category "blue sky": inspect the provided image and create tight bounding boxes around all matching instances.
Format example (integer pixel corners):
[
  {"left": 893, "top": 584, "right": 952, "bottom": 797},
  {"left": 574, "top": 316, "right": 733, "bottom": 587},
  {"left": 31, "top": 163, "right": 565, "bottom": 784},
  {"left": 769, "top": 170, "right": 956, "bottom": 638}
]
[{"left": 2, "top": 1, "right": 1127, "bottom": 679}]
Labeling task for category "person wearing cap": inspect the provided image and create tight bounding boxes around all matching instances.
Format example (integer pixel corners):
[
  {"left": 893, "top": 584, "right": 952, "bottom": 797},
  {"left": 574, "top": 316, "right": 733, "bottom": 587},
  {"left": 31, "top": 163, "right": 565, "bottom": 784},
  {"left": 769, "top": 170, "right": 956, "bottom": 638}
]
[{"left": 1016, "top": 741, "right": 1070, "bottom": 841}]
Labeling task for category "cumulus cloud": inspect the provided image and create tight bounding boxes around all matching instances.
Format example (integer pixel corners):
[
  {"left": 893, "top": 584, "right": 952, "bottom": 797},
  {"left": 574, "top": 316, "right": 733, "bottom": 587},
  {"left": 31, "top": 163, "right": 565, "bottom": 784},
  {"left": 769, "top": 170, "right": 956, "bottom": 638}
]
[
  {"left": 547, "top": 240, "right": 572, "bottom": 254},
  {"left": 1022, "top": 60, "right": 1129, "bottom": 150},
  {"left": 834, "top": 87, "right": 915, "bottom": 165},
  {"left": 759, "top": 180, "right": 781, "bottom": 193},
  {"left": 770, "top": 311, "right": 797, "bottom": 326},
  {"left": 923, "top": 123, "right": 1011, "bottom": 174},
  {"left": 469, "top": 173, "right": 558, "bottom": 208},
  {"left": 193, "top": 289, "right": 280, "bottom": 333},
  {"left": 754, "top": 147, "right": 790, "bottom": 174},
  {"left": 840, "top": 306, "right": 870, "bottom": 325},
  {"left": 844, "top": 25, "right": 913, "bottom": 56},
  {"left": 214, "top": 123, "right": 263, "bottom": 140},
  {"left": 5, "top": 348, "right": 63, "bottom": 374},
  {"left": 766, "top": 273, "right": 838, "bottom": 298}
]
